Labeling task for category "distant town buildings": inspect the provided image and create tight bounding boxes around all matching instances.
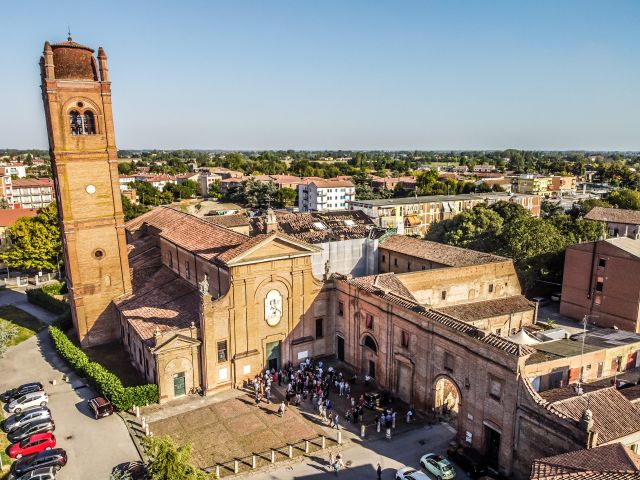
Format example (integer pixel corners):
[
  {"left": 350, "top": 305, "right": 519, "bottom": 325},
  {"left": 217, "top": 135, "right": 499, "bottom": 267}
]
[
  {"left": 10, "top": 178, "right": 53, "bottom": 209},
  {"left": 298, "top": 179, "right": 355, "bottom": 212},
  {"left": 560, "top": 237, "right": 640, "bottom": 332},
  {"left": 348, "top": 193, "right": 541, "bottom": 236},
  {"left": 515, "top": 175, "right": 578, "bottom": 196}
]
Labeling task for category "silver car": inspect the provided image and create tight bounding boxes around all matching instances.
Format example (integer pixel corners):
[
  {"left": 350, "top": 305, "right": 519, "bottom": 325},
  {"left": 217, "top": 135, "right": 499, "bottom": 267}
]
[
  {"left": 2, "top": 407, "right": 52, "bottom": 433},
  {"left": 7, "top": 391, "right": 48, "bottom": 413}
]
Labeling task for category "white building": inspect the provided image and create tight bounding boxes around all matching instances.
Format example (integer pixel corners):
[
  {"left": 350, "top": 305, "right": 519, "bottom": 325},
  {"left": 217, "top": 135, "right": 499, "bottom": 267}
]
[
  {"left": 0, "top": 163, "right": 27, "bottom": 178},
  {"left": 298, "top": 180, "right": 355, "bottom": 212}
]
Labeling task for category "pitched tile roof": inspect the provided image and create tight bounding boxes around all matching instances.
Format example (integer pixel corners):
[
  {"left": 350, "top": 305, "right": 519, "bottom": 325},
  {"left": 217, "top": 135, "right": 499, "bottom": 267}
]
[
  {"left": 585, "top": 207, "right": 640, "bottom": 225},
  {"left": 434, "top": 295, "right": 534, "bottom": 322},
  {"left": 531, "top": 443, "right": 640, "bottom": 479},
  {"left": 116, "top": 243, "right": 199, "bottom": 342},
  {"left": 380, "top": 235, "right": 508, "bottom": 267},
  {"left": 0, "top": 208, "right": 38, "bottom": 227},
  {"left": 125, "top": 206, "right": 249, "bottom": 266},
  {"left": 203, "top": 213, "right": 250, "bottom": 228},
  {"left": 549, "top": 388, "right": 640, "bottom": 444}
]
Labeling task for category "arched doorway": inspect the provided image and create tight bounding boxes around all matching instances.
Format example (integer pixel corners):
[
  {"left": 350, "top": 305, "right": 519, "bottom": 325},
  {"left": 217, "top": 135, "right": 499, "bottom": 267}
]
[
  {"left": 361, "top": 334, "right": 378, "bottom": 380},
  {"left": 434, "top": 375, "right": 461, "bottom": 422}
]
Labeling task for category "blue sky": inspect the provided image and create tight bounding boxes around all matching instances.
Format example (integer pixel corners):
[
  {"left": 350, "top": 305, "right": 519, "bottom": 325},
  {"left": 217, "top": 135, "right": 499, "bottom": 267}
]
[{"left": 1, "top": 1, "right": 639, "bottom": 150}]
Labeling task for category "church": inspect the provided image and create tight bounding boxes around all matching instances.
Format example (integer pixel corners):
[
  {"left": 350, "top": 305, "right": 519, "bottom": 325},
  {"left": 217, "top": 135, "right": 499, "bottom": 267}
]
[{"left": 42, "top": 38, "right": 620, "bottom": 478}]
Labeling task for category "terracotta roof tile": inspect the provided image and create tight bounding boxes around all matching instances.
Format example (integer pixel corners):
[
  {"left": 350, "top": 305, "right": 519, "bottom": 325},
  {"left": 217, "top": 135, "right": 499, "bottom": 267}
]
[
  {"left": 585, "top": 207, "right": 640, "bottom": 225},
  {"left": 202, "top": 213, "right": 250, "bottom": 228},
  {"left": 0, "top": 208, "right": 38, "bottom": 227},
  {"left": 531, "top": 443, "right": 640, "bottom": 479},
  {"left": 380, "top": 235, "right": 508, "bottom": 267},
  {"left": 434, "top": 295, "right": 534, "bottom": 323},
  {"left": 550, "top": 388, "right": 640, "bottom": 444}
]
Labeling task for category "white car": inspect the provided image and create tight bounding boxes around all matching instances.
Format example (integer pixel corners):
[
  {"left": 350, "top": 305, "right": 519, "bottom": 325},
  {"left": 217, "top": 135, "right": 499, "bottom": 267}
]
[
  {"left": 16, "top": 466, "right": 57, "bottom": 480},
  {"left": 7, "top": 391, "right": 48, "bottom": 413},
  {"left": 420, "top": 453, "right": 457, "bottom": 480},
  {"left": 396, "top": 466, "right": 430, "bottom": 480}
]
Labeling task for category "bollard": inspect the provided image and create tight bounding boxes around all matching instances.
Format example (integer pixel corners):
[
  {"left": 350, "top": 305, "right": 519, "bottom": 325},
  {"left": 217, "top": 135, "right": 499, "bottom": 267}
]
[
  {"left": 386, "top": 427, "right": 391, "bottom": 440},
  {"left": 145, "top": 424, "right": 150, "bottom": 436},
  {"left": 135, "top": 406, "right": 140, "bottom": 418},
  {"left": 305, "top": 440, "right": 310, "bottom": 453},
  {"left": 337, "top": 431, "right": 342, "bottom": 445},
  {"left": 271, "top": 449, "right": 276, "bottom": 464},
  {"left": 392, "top": 416, "right": 396, "bottom": 429},
  {"left": 215, "top": 465, "right": 220, "bottom": 478},
  {"left": 321, "top": 436, "right": 326, "bottom": 449},
  {"left": 52, "top": 379, "right": 57, "bottom": 386},
  {"left": 141, "top": 417, "right": 146, "bottom": 429},
  {"left": 234, "top": 460, "right": 239, "bottom": 474},
  {"left": 361, "top": 424, "right": 366, "bottom": 438},
  {"left": 377, "top": 421, "right": 381, "bottom": 433},
  {"left": 288, "top": 445, "right": 293, "bottom": 459},
  {"left": 252, "top": 455, "right": 256, "bottom": 469}
]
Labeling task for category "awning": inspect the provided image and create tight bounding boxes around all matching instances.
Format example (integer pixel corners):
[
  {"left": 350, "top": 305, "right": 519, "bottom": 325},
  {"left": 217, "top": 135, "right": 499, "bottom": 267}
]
[{"left": 404, "top": 215, "right": 421, "bottom": 227}]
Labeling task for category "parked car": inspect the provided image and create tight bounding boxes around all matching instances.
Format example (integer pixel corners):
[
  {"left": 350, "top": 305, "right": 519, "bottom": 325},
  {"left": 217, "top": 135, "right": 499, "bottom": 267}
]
[
  {"left": 0, "top": 383, "right": 44, "bottom": 403},
  {"left": 363, "top": 391, "right": 393, "bottom": 409},
  {"left": 531, "top": 296, "right": 550, "bottom": 307},
  {"left": 420, "top": 453, "right": 456, "bottom": 480},
  {"left": 550, "top": 292, "right": 562, "bottom": 302},
  {"left": 11, "top": 448, "right": 67, "bottom": 476},
  {"left": 113, "top": 461, "right": 149, "bottom": 480},
  {"left": 396, "top": 466, "right": 430, "bottom": 480},
  {"left": 7, "top": 391, "right": 48, "bottom": 414},
  {"left": 9, "top": 433, "right": 57, "bottom": 459},
  {"left": 89, "top": 396, "right": 114, "bottom": 419},
  {"left": 2, "top": 407, "right": 51, "bottom": 433},
  {"left": 447, "top": 444, "right": 488, "bottom": 478},
  {"left": 15, "top": 466, "right": 57, "bottom": 480},
  {"left": 8, "top": 419, "right": 55, "bottom": 444}
]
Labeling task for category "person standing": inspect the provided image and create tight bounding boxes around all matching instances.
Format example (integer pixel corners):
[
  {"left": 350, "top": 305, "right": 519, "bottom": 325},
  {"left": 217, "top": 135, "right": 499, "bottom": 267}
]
[
  {"left": 376, "top": 463, "right": 382, "bottom": 479},
  {"left": 278, "top": 400, "right": 286, "bottom": 417}
]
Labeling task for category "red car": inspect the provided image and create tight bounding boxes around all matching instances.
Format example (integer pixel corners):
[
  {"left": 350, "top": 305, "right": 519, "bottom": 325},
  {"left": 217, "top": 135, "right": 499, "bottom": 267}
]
[{"left": 8, "top": 432, "right": 57, "bottom": 459}]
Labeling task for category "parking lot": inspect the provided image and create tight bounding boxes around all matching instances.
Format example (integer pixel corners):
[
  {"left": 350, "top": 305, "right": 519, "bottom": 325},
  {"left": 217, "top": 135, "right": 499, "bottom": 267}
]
[{"left": 0, "top": 306, "right": 139, "bottom": 479}]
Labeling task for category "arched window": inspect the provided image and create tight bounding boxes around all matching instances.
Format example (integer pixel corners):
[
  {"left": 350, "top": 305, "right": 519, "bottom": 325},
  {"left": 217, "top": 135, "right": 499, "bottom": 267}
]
[
  {"left": 69, "top": 109, "right": 96, "bottom": 135},
  {"left": 363, "top": 335, "right": 377, "bottom": 353},
  {"left": 69, "top": 110, "right": 82, "bottom": 135},
  {"left": 83, "top": 111, "right": 96, "bottom": 134}
]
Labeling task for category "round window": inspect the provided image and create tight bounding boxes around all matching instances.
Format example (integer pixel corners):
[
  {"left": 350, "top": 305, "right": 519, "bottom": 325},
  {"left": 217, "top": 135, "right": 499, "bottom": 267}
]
[
  {"left": 94, "top": 249, "right": 105, "bottom": 259},
  {"left": 77, "top": 101, "right": 84, "bottom": 108}
]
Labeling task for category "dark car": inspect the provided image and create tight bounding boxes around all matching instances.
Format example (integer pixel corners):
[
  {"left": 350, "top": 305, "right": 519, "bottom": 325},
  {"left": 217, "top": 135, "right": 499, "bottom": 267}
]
[
  {"left": 11, "top": 448, "right": 67, "bottom": 476},
  {"left": 89, "top": 396, "right": 114, "bottom": 419},
  {"left": 0, "top": 383, "right": 44, "bottom": 403},
  {"left": 8, "top": 419, "right": 55, "bottom": 444},
  {"left": 363, "top": 391, "right": 393, "bottom": 409},
  {"left": 447, "top": 444, "right": 488, "bottom": 478},
  {"left": 113, "top": 461, "right": 149, "bottom": 480}
]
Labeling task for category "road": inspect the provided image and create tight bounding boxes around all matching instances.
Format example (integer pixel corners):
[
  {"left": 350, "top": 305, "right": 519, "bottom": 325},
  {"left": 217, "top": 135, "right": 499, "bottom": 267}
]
[
  {"left": 0, "top": 290, "right": 139, "bottom": 479},
  {"left": 244, "top": 423, "right": 470, "bottom": 480}
]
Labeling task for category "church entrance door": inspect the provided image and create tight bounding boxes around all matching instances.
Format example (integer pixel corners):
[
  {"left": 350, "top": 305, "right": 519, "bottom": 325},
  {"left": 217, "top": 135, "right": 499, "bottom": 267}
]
[{"left": 266, "top": 341, "right": 280, "bottom": 371}]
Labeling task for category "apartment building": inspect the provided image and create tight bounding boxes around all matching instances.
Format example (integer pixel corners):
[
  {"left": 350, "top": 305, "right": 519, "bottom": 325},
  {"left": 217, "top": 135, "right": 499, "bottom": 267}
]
[
  {"left": 298, "top": 179, "right": 355, "bottom": 212},
  {"left": 0, "top": 163, "right": 27, "bottom": 178},
  {"left": 348, "top": 193, "right": 541, "bottom": 236},
  {"left": 515, "top": 175, "right": 554, "bottom": 196},
  {"left": 10, "top": 178, "right": 54, "bottom": 209}
]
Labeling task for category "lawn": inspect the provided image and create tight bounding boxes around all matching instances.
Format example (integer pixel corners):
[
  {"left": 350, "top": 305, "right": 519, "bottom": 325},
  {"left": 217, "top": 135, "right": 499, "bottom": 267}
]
[
  {"left": 0, "top": 305, "right": 43, "bottom": 347},
  {"left": 0, "top": 405, "right": 12, "bottom": 478}
]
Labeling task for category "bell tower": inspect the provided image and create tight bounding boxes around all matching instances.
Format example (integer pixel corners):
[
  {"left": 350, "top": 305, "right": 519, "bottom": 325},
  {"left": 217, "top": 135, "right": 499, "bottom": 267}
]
[{"left": 40, "top": 37, "right": 131, "bottom": 347}]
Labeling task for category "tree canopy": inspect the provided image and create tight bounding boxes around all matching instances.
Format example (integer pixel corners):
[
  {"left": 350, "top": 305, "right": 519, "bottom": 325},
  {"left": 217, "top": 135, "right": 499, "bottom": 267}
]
[
  {"left": 0, "top": 203, "right": 62, "bottom": 271},
  {"left": 142, "top": 435, "right": 204, "bottom": 480}
]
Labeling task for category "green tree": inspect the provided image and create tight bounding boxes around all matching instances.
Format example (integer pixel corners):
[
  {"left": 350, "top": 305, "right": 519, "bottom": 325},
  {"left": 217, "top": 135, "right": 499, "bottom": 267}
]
[
  {"left": 142, "top": 435, "right": 204, "bottom": 480},
  {"left": 208, "top": 180, "right": 221, "bottom": 199},
  {"left": 427, "top": 205, "right": 504, "bottom": 251},
  {"left": 122, "top": 195, "right": 149, "bottom": 221},
  {"left": 0, "top": 203, "right": 62, "bottom": 271},
  {"left": 608, "top": 189, "right": 640, "bottom": 210},
  {"left": 164, "top": 180, "right": 199, "bottom": 201},
  {"left": 118, "top": 162, "right": 135, "bottom": 175},
  {"left": 569, "top": 198, "right": 611, "bottom": 218},
  {"left": 275, "top": 187, "right": 297, "bottom": 208}
]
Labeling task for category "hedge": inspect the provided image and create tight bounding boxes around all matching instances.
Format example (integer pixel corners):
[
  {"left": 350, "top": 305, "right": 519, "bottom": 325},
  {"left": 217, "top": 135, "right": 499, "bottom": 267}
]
[
  {"left": 49, "top": 326, "right": 158, "bottom": 410},
  {"left": 26, "top": 288, "right": 69, "bottom": 315}
]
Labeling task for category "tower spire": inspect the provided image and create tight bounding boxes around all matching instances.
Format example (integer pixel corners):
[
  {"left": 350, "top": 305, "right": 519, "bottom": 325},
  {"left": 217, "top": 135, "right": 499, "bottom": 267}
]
[{"left": 67, "top": 26, "right": 72, "bottom": 41}]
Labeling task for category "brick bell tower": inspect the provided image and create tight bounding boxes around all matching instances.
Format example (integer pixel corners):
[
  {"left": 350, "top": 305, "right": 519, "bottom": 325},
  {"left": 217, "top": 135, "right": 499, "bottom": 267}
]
[{"left": 40, "top": 36, "right": 131, "bottom": 347}]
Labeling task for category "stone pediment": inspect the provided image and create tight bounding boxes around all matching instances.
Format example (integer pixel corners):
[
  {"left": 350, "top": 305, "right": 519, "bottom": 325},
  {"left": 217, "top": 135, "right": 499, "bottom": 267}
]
[
  {"left": 152, "top": 334, "right": 201, "bottom": 355},
  {"left": 226, "top": 234, "right": 320, "bottom": 266}
]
